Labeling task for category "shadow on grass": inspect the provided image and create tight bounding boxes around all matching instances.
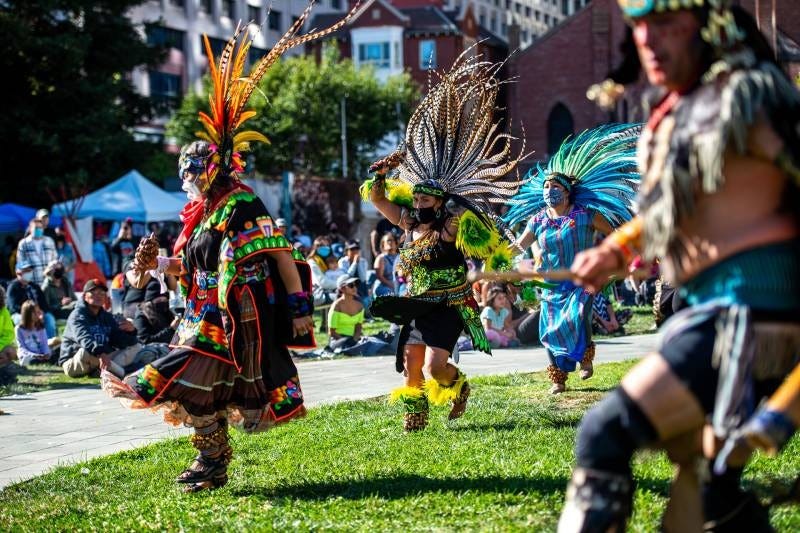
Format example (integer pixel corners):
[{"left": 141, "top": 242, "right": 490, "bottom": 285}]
[
  {"left": 232, "top": 473, "right": 570, "bottom": 501},
  {"left": 446, "top": 420, "right": 538, "bottom": 432}
]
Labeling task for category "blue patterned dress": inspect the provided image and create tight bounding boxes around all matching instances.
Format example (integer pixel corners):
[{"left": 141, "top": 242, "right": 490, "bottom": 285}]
[{"left": 527, "top": 206, "right": 595, "bottom": 371}]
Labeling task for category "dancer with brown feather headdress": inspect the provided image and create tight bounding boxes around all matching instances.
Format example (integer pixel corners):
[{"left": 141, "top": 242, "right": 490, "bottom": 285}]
[{"left": 363, "top": 50, "right": 526, "bottom": 432}]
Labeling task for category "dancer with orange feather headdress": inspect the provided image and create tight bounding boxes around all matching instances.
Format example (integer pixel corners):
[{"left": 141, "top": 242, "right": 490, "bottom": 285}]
[{"left": 101, "top": 3, "right": 358, "bottom": 492}]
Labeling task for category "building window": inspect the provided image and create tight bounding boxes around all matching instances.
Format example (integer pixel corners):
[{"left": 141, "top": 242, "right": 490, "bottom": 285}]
[
  {"left": 493, "top": 0, "right": 499, "bottom": 5},
  {"left": 490, "top": 15, "right": 496, "bottom": 32},
  {"left": 146, "top": 25, "right": 185, "bottom": 52},
  {"left": 149, "top": 71, "right": 181, "bottom": 107},
  {"left": 501, "top": 22, "right": 507, "bottom": 35},
  {"left": 521, "top": 29, "right": 528, "bottom": 42},
  {"left": 358, "top": 42, "right": 390, "bottom": 68},
  {"left": 515, "top": 2, "right": 521, "bottom": 13},
  {"left": 505, "top": 0, "right": 511, "bottom": 8},
  {"left": 331, "top": 0, "right": 342, "bottom": 8},
  {"left": 544, "top": 13, "right": 550, "bottom": 24},
  {"left": 248, "top": 46, "right": 269, "bottom": 67},
  {"left": 268, "top": 10, "right": 281, "bottom": 30},
  {"left": 479, "top": 9, "right": 486, "bottom": 26},
  {"left": 222, "top": 0, "right": 235, "bottom": 18},
  {"left": 199, "top": 0, "right": 212, "bottom": 14},
  {"left": 169, "top": 0, "right": 185, "bottom": 7},
  {"left": 419, "top": 40, "right": 436, "bottom": 69},
  {"left": 203, "top": 36, "right": 227, "bottom": 57},
  {"left": 547, "top": 102, "right": 574, "bottom": 156},
  {"left": 248, "top": 4, "right": 260, "bottom": 22},
  {"left": 525, "top": 6, "right": 531, "bottom": 16}
]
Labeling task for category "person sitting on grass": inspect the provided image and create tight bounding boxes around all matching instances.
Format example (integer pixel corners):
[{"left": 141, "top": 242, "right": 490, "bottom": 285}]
[
  {"left": 41, "top": 260, "right": 76, "bottom": 320},
  {"left": 15, "top": 300, "right": 58, "bottom": 366},
  {"left": 591, "top": 290, "right": 631, "bottom": 336},
  {"left": 326, "top": 275, "right": 390, "bottom": 356},
  {"left": 7, "top": 260, "right": 57, "bottom": 339},
  {"left": 480, "top": 287, "right": 520, "bottom": 348},
  {"left": 58, "top": 279, "right": 150, "bottom": 378},
  {"left": 133, "top": 279, "right": 181, "bottom": 345},
  {"left": 0, "top": 286, "right": 19, "bottom": 385}
]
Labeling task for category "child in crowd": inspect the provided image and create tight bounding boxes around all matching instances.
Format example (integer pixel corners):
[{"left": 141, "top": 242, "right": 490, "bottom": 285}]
[
  {"left": 373, "top": 233, "right": 399, "bottom": 297},
  {"left": 15, "top": 300, "right": 56, "bottom": 365},
  {"left": 480, "top": 288, "right": 520, "bottom": 348},
  {"left": 0, "top": 286, "right": 18, "bottom": 384}
]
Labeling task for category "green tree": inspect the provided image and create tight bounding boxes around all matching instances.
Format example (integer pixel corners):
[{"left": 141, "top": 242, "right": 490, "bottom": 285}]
[
  {"left": 167, "top": 43, "right": 417, "bottom": 179},
  {"left": 0, "top": 0, "right": 163, "bottom": 205}
]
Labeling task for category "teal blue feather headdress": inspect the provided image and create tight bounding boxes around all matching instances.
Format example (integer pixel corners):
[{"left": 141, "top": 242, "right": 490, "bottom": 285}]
[{"left": 503, "top": 123, "right": 641, "bottom": 229}]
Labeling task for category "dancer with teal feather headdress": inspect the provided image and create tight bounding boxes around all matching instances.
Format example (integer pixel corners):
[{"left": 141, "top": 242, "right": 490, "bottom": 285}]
[{"left": 504, "top": 123, "right": 640, "bottom": 394}]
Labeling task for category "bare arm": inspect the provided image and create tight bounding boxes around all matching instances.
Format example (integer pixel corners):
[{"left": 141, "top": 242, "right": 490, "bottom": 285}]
[
  {"left": 271, "top": 249, "right": 303, "bottom": 294},
  {"left": 369, "top": 178, "right": 407, "bottom": 228},
  {"left": 592, "top": 212, "right": 615, "bottom": 238},
  {"left": 374, "top": 255, "right": 393, "bottom": 286}
]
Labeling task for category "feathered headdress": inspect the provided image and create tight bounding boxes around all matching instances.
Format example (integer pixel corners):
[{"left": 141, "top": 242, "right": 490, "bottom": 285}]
[
  {"left": 504, "top": 123, "right": 641, "bottom": 229},
  {"left": 181, "top": 2, "right": 359, "bottom": 187},
  {"left": 361, "top": 49, "right": 527, "bottom": 260}
]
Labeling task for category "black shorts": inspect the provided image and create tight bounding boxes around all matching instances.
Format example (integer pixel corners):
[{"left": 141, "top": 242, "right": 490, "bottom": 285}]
[{"left": 395, "top": 305, "right": 463, "bottom": 372}]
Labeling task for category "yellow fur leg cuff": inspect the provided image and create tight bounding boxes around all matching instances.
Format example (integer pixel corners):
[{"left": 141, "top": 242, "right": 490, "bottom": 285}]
[
  {"left": 425, "top": 370, "right": 468, "bottom": 406},
  {"left": 389, "top": 386, "right": 425, "bottom": 404}
]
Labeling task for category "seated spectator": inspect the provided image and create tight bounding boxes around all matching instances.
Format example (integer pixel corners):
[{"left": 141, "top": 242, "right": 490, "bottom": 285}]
[
  {"left": 15, "top": 300, "right": 58, "bottom": 366},
  {"left": 308, "top": 237, "right": 337, "bottom": 305},
  {"left": 42, "top": 261, "right": 76, "bottom": 320},
  {"left": 58, "top": 279, "right": 152, "bottom": 378},
  {"left": 373, "top": 233, "right": 399, "bottom": 297},
  {"left": 339, "top": 239, "right": 371, "bottom": 306},
  {"left": 53, "top": 230, "right": 77, "bottom": 288},
  {"left": 592, "top": 291, "right": 632, "bottom": 336},
  {"left": 133, "top": 280, "right": 180, "bottom": 345},
  {"left": 326, "top": 275, "right": 390, "bottom": 356},
  {"left": 7, "top": 260, "right": 57, "bottom": 339},
  {"left": 480, "top": 288, "right": 519, "bottom": 348},
  {"left": 0, "top": 286, "right": 18, "bottom": 384}
]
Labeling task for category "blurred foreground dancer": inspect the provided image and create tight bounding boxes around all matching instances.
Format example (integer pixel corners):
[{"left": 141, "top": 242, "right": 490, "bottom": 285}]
[{"left": 559, "top": 1, "right": 800, "bottom": 531}]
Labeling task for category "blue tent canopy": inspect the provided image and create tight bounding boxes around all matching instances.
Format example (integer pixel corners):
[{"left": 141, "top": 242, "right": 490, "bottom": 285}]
[
  {"left": 52, "top": 170, "right": 185, "bottom": 223},
  {"left": 0, "top": 203, "right": 63, "bottom": 233}
]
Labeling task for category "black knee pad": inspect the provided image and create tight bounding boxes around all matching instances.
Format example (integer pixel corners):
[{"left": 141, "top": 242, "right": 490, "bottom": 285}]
[{"left": 576, "top": 388, "right": 657, "bottom": 475}]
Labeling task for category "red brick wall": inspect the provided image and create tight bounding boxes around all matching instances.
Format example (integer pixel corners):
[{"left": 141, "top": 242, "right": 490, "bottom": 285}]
[
  {"left": 404, "top": 34, "right": 462, "bottom": 87},
  {"left": 349, "top": 2, "right": 409, "bottom": 28}
]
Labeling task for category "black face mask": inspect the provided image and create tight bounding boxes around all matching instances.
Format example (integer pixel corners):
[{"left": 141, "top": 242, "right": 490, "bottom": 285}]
[
  {"left": 53, "top": 269, "right": 64, "bottom": 279},
  {"left": 154, "top": 301, "right": 171, "bottom": 314},
  {"left": 411, "top": 207, "right": 443, "bottom": 224}
]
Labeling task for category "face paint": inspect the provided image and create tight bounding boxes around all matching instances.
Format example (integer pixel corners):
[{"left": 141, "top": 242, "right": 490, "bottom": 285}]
[
  {"left": 543, "top": 188, "right": 564, "bottom": 208},
  {"left": 181, "top": 179, "right": 203, "bottom": 201}
]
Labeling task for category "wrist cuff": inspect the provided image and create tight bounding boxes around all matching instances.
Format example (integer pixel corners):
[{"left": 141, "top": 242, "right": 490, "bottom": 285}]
[{"left": 287, "top": 291, "right": 313, "bottom": 319}]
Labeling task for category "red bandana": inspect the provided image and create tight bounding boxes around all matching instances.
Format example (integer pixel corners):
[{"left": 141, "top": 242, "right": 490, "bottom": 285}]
[{"left": 172, "top": 181, "right": 255, "bottom": 256}]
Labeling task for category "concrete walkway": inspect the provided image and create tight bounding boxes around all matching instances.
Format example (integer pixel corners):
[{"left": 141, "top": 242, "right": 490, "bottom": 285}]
[{"left": 0, "top": 334, "right": 658, "bottom": 489}]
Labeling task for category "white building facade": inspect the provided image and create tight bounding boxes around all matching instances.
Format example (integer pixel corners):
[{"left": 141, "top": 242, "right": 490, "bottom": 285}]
[
  {"left": 444, "top": 0, "right": 590, "bottom": 48},
  {"left": 127, "top": 0, "right": 347, "bottom": 112}
]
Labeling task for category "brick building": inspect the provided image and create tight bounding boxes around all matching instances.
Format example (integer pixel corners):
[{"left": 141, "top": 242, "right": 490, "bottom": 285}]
[
  {"left": 307, "top": 0, "right": 507, "bottom": 89},
  {"left": 507, "top": 0, "right": 800, "bottom": 172}
]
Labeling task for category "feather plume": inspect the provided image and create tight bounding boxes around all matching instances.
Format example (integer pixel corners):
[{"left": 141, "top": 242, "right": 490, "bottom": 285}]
[
  {"left": 197, "top": 2, "right": 360, "bottom": 181},
  {"left": 504, "top": 123, "right": 641, "bottom": 229}
]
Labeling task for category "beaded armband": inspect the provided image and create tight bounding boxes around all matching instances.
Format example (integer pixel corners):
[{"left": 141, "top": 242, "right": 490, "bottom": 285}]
[
  {"left": 287, "top": 291, "right": 313, "bottom": 319},
  {"left": 606, "top": 218, "right": 643, "bottom": 268}
]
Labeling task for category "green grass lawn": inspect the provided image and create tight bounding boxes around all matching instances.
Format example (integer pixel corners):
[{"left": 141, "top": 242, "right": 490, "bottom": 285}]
[{"left": 1, "top": 360, "right": 798, "bottom": 531}]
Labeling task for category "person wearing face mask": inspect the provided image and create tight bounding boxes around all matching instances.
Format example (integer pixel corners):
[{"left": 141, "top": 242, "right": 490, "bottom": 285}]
[
  {"left": 307, "top": 237, "right": 338, "bottom": 305},
  {"left": 505, "top": 124, "right": 640, "bottom": 394},
  {"left": 133, "top": 279, "right": 181, "bottom": 345},
  {"left": 6, "top": 260, "right": 57, "bottom": 339},
  {"left": 363, "top": 54, "right": 526, "bottom": 432},
  {"left": 16, "top": 217, "right": 57, "bottom": 286},
  {"left": 42, "top": 260, "right": 77, "bottom": 320},
  {"left": 95, "top": 9, "right": 356, "bottom": 492}
]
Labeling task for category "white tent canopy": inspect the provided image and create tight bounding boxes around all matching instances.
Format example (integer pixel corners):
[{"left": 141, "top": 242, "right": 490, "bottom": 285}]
[{"left": 53, "top": 170, "right": 185, "bottom": 222}]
